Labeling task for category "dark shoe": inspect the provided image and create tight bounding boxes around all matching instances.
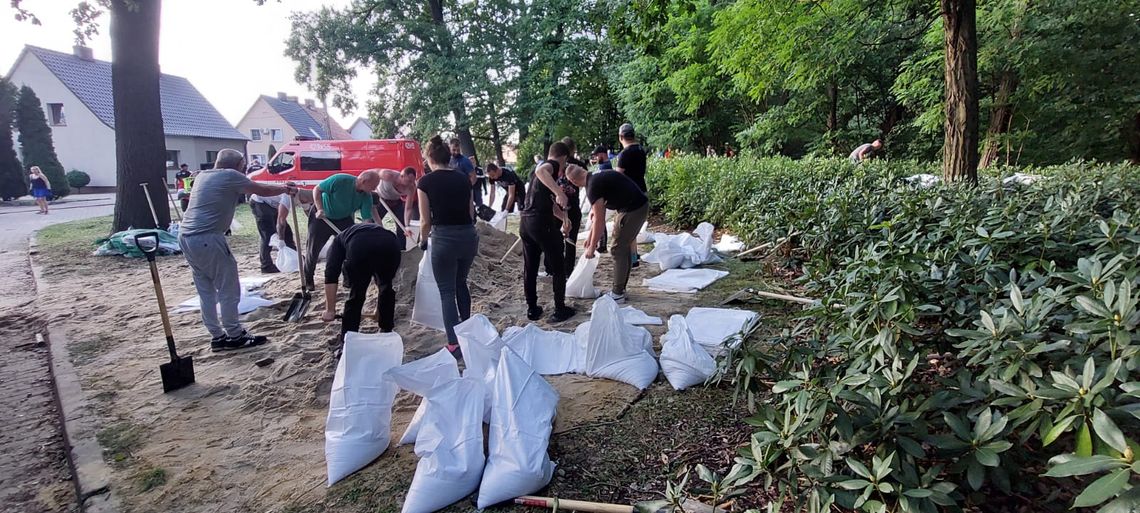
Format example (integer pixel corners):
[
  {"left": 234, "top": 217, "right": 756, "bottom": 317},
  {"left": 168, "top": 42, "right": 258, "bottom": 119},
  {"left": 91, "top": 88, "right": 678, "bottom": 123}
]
[
  {"left": 219, "top": 331, "right": 269, "bottom": 351},
  {"left": 597, "top": 244, "right": 608, "bottom": 254},
  {"left": 526, "top": 305, "right": 544, "bottom": 321},
  {"left": 550, "top": 305, "right": 576, "bottom": 323},
  {"left": 261, "top": 266, "right": 281, "bottom": 274},
  {"left": 209, "top": 335, "right": 228, "bottom": 352}
]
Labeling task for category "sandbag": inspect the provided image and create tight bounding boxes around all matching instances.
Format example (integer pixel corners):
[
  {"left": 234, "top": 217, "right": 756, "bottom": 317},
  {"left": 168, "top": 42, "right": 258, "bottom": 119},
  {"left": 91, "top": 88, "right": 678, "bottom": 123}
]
[
  {"left": 411, "top": 245, "right": 446, "bottom": 331},
  {"left": 660, "top": 315, "right": 717, "bottom": 390},
  {"left": 489, "top": 210, "right": 509, "bottom": 232},
  {"left": 502, "top": 323, "right": 580, "bottom": 375},
  {"left": 644, "top": 268, "right": 729, "bottom": 293},
  {"left": 270, "top": 234, "right": 299, "bottom": 273},
  {"left": 581, "top": 296, "right": 659, "bottom": 389},
  {"left": 620, "top": 306, "right": 662, "bottom": 325},
  {"left": 685, "top": 307, "right": 760, "bottom": 356},
  {"left": 454, "top": 314, "right": 506, "bottom": 383},
  {"left": 565, "top": 254, "right": 600, "bottom": 299},
  {"left": 386, "top": 348, "right": 461, "bottom": 446},
  {"left": 477, "top": 347, "right": 559, "bottom": 508},
  {"left": 714, "top": 234, "right": 744, "bottom": 253},
  {"left": 325, "top": 332, "right": 404, "bottom": 486},
  {"left": 402, "top": 377, "right": 486, "bottom": 513},
  {"left": 641, "top": 222, "right": 721, "bottom": 271}
]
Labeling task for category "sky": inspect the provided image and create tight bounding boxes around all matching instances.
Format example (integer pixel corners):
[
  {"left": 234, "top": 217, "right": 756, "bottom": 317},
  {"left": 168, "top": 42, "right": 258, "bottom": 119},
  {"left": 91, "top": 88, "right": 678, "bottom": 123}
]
[{"left": 0, "top": 0, "right": 372, "bottom": 129}]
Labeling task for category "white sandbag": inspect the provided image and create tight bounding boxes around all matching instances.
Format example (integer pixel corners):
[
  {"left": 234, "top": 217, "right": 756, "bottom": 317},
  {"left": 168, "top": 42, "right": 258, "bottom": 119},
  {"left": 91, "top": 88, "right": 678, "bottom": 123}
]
[
  {"left": 318, "top": 239, "right": 333, "bottom": 261},
  {"left": 454, "top": 314, "right": 506, "bottom": 382},
  {"left": 402, "top": 377, "right": 486, "bottom": 513},
  {"left": 565, "top": 254, "right": 600, "bottom": 299},
  {"left": 411, "top": 245, "right": 446, "bottom": 331},
  {"left": 1003, "top": 172, "right": 1041, "bottom": 186},
  {"left": 904, "top": 173, "right": 941, "bottom": 189},
  {"left": 386, "top": 349, "right": 460, "bottom": 446},
  {"left": 477, "top": 348, "right": 559, "bottom": 508},
  {"left": 641, "top": 222, "right": 722, "bottom": 271},
  {"left": 270, "top": 234, "right": 300, "bottom": 273},
  {"left": 172, "top": 289, "right": 275, "bottom": 315},
  {"left": 582, "top": 296, "right": 659, "bottom": 389},
  {"left": 489, "top": 210, "right": 509, "bottom": 232},
  {"left": 325, "top": 332, "right": 403, "bottom": 486},
  {"left": 620, "top": 306, "right": 662, "bottom": 325},
  {"left": 635, "top": 222, "right": 654, "bottom": 244},
  {"left": 714, "top": 234, "right": 745, "bottom": 253},
  {"left": 502, "top": 323, "right": 580, "bottom": 375},
  {"left": 230, "top": 217, "right": 242, "bottom": 232},
  {"left": 644, "top": 268, "right": 729, "bottom": 293},
  {"left": 660, "top": 315, "right": 717, "bottom": 390},
  {"left": 685, "top": 307, "right": 760, "bottom": 356}
]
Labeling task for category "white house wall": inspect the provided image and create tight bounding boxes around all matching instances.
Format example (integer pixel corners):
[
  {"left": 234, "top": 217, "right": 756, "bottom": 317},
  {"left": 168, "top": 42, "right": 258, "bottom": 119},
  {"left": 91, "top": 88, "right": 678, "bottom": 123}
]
[
  {"left": 9, "top": 53, "right": 117, "bottom": 187},
  {"left": 236, "top": 97, "right": 300, "bottom": 162}
]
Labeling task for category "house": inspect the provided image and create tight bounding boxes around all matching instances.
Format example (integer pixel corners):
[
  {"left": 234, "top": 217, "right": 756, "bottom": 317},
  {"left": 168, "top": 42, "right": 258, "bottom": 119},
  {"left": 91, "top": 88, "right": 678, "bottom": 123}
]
[
  {"left": 348, "top": 117, "right": 372, "bottom": 140},
  {"left": 5, "top": 45, "right": 246, "bottom": 187},
  {"left": 236, "top": 94, "right": 353, "bottom": 166}
]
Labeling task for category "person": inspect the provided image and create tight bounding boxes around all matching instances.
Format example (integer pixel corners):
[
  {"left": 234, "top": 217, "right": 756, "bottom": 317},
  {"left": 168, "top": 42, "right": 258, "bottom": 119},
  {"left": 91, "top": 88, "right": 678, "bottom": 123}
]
[
  {"left": 373, "top": 167, "right": 418, "bottom": 248},
  {"left": 569, "top": 164, "right": 649, "bottom": 302},
  {"left": 850, "top": 139, "right": 882, "bottom": 164},
  {"left": 520, "top": 141, "right": 577, "bottom": 323},
  {"left": 320, "top": 223, "right": 402, "bottom": 339},
  {"left": 591, "top": 146, "right": 612, "bottom": 171},
  {"left": 724, "top": 143, "right": 736, "bottom": 158},
  {"left": 178, "top": 149, "right": 297, "bottom": 351},
  {"left": 614, "top": 123, "right": 648, "bottom": 267},
  {"left": 305, "top": 171, "right": 380, "bottom": 289},
  {"left": 706, "top": 145, "right": 717, "bottom": 157},
  {"left": 418, "top": 135, "right": 480, "bottom": 356},
  {"left": 246, "top": 158, "right": 263, "bottom": 174},
  {"left": 448, "top": 138, "right": 480, "bottom": 207},
  {"left": 176, "top": 164, "right": 194, "bottom": 212},
  {"left": 28, "top": 166, "right": 51, "bottom": 214},
  {"left": 249, "top": 190, "right": 295, "bottom": 273},
  {"left": 486, "top": 162, "right": 525, "bottom": 213},
  {"left": 559, "top": 137, "right": 587, "bottom": 269}
]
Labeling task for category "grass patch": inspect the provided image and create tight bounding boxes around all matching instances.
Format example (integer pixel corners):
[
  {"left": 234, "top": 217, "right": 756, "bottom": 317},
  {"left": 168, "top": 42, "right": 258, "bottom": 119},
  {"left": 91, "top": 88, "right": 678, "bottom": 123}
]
[
  {"left": 96, "top": 422, "right": 143, "bottom": 466},
  {"left": 67, "top": 334, "right": 115, "bottom": 366},
  {"left": 135, "top": 467, "right": 167, "bottom": 492}
]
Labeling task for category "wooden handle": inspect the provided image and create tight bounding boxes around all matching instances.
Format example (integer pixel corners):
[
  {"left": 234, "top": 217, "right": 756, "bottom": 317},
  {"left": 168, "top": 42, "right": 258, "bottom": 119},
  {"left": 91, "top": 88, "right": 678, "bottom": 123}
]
[
  {"left": 753, "top": 290, "right": 817, "bottom": 305},
  {"left": 377, "top": 196, "right": 408, "bottom": 234},
  {"left": 140, "top": 182, "right": 160, "bottom": 228},
  {"left": 515, "top": 496, "right": 634, "bottom": 513},
  {"left": 321, "top": 217, "right": 342, "bottom": 234},
  {"left": 291, "top": 199, "right": 308, "bottom": 290},
  {"left": 500, "top": 236, "right": 522, "bottom": 264}
]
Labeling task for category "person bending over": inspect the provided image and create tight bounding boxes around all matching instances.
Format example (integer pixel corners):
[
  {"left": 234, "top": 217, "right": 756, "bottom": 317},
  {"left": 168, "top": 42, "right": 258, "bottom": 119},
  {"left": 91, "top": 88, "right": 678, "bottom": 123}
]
[
  {"left": 520, "top": 141, "right": 577, "bottom": 323},
  {"left": 179, "top": 149, "right": 297, "bottom": 350},
  {"left": 418, "top": 135, "right": 480, "bottom": 356},
  {"left": 305, "top": 171, "right": 380, "bottom": 289},
  {"left": 320, "top": 223, "right": 402, "bottom": 340},
  {"left": 486, "top": 163, "right": 525, "bottom": 213},
  {"left": 372, "top": 166, "right": 418, "bottom": 248},
  {"left": 569, "top": 164, "right": 649, "bottom": 302},
  {"left": 849, "top": 139, "right": 882, "bottom": 164},
  {"left": 249, "top": 190, "right": 297, "bottom": 273}
]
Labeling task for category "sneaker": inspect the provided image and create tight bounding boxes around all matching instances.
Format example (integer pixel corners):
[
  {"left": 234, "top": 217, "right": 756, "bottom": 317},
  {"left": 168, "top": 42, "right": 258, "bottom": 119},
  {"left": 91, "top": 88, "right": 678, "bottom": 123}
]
[
  {"left": 550, "top": 305, "right": 576, "bottom": 323},
  {"left": 597, "top": 244, "right": 608, "bottom": 254},
  {"left": 605, "top": 291, "right": 627, "bottom": 303},
  {"left": 219, "top": 331, "right": 269, "bottom": 351},
  {"left": 209, "top": 335, "right": 228, "bottom": 352},
  {"left": 526, "top": 305, "right": 544, "bottom": 321}
]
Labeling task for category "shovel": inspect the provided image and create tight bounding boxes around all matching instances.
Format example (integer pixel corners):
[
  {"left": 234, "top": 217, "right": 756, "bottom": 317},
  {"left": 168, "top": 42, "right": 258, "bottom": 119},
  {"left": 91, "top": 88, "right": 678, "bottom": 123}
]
[
  {"left": 140, "top": 182, "right": 162, "bottom": 229},
  {"left": 515, "top": 495, "right": 724, "bottom": 513},
  {"left": 135, "top": 232, "right": 195, "bottom": 393},
  {"left": 161, "top": 177, "right": 183, "bottom": 222},
  {"left": 283, "top": 198, "right": 312, "bottom": 322}
]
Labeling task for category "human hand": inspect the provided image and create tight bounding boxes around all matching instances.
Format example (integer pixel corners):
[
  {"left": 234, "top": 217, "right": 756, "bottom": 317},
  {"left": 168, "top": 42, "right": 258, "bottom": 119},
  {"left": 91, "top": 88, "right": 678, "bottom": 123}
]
[
  {"left": 555, "top": 192, "right": 568, "bottom": 208},
  {"left": 585, "top": 248, "right": 596, "bottom": 259},
  {"left": 321, "top": 310, "right": 336, "bottom": 322},
  {"left": 561, "top": 220, "right": 571, "bottom": 237},
  {"left": 315, "top": 209, "right": 326, "bottom": 220}
]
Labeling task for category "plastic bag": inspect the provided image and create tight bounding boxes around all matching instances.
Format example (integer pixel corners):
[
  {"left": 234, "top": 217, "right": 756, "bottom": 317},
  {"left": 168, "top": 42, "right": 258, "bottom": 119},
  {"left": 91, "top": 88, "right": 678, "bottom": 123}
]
[
  {"left": 325, "top": 332, "right": 403, "bottom": 486},
  {"left": 644, "top": 269, "right": 729, "bottom": 293},
  {"left": 565, "top": 254, "right": 600, "bottom": 299},
  {"left": 477, "top": 347, "right": 559, "bottom": 508},
  {"left": 270, "top": 234, "right": 300, "bottom": 273},
  {"left": 454, "top": 314, "right": 506, "bottom": 383},
  {"left": 581, "top": 296, "right": 659, "bottom": 389},
  {"left": 714, "top": 234, "right": 744, "bottom": 253},
  {"left": 685, "top": 307, "right": 760, "bottom": 356},
  {"left": 489, "top": 210, "right": 509, "bottom": 232},
  {"left": 502, "top": 323, "right": 580, "bottom": 375},
  {"left": 641, "top": 222, "right": 721, "bottom": 271},
  {"left": 635, "top": 222, "right": 654, "bottom": 244},
  {"left": 386, "top": 348, "right": 461, "bottom": 446},
  {"left": 402, "top": 377, "right": 486, "bottom": 513},
  {"left": 620, "top": 306, "right": 662, "bottom": 325},
  {"left": 660, "top": 315, "right": 716, "bottom": 390},
  {"left": 411, "top": 245, "right": 446, "bottom": 331}
]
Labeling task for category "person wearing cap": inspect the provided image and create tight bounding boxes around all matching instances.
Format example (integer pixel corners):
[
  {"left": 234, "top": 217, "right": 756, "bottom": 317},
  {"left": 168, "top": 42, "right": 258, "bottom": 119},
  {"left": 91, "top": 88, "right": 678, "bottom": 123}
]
[
  {"left": 614, "top": 123, "right": 648, "bottom": 266},
  {"left": 591, "top": 146, "right": 613, "bottom": 171}
]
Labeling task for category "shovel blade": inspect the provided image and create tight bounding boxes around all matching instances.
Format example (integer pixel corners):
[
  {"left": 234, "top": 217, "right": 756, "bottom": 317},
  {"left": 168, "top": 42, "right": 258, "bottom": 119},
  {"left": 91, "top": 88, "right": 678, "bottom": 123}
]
[
  {"left": 283, "top": 291, "right": 312, "bottom": 322},
  {"left": 160, "top": 356, "right": 195, "bottom": 393}
]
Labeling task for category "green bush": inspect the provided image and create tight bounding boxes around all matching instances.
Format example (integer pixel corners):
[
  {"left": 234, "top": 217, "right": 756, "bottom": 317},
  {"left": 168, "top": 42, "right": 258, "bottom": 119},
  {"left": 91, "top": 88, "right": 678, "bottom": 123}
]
[
  {"left": 648, "top": 157, "right": 1140, "bottom": 513},
  {"left": 66, "top": 170, "right": 90, "bottom": 192}
]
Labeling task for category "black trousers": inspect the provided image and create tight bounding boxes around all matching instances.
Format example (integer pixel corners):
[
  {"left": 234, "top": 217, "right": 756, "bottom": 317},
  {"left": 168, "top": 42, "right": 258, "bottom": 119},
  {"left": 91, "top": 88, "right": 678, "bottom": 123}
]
[
  {"left": 520, "top": 215, "right": 567, "bottom": 310},
  {"left": 500, "top": 188, "right": 525, "bottom": 213},
  {"left": 376, "top": 196, "right": 406, "bottom": 248},
  {"left": 472, "top": 178, "right": 485, "bottom": 207},
  {"left": 331, "top": 235, "right": 402, "bottom": 336},
  {"left": 564, "top": 206, "right": 582, "bottom": 266},
  {"left": 305, "top": 214, "right": 355, "bottom": 289},
  {"left": 251, "top": 201, "right": 294, "bottom": 271}
]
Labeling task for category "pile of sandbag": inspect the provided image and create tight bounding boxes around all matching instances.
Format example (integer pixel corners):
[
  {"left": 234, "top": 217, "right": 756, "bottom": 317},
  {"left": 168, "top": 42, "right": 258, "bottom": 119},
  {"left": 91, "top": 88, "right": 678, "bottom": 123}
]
[{"left": 642, "top": 222, "right": 722, "bottom": 271}]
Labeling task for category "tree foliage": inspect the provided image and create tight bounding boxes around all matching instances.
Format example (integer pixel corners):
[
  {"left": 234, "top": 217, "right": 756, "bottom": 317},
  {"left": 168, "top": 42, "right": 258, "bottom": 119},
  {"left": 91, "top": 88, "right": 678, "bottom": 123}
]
[
  {"left": 15, "top": 85, "right": 69, "bottom": 197},
  {"left": 0, "top": 78, "right": 25, "bottom": 200}
]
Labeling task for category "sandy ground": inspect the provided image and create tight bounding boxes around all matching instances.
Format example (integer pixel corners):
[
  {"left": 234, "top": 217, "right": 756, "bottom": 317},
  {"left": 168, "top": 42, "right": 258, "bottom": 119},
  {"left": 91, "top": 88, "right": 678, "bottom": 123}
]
[{"left": 36, "top": 216, "right": 721, "bottom": 513}]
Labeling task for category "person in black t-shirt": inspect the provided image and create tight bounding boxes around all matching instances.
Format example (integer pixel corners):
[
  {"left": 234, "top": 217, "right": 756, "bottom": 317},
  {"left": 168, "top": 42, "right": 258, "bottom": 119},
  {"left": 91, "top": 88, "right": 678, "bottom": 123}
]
[
  {"left": 568, "top": 166, "right": 649, "bottom": 302},
  {"left": 520, "top": 141, "right": 579, "bottom": 323},
  {"left": 486, "top": 163, "right": 525, "bottom": 213},
  {"left": 320, "top": 224, "right": 403, "bottom": 339},
  {"left": 614, "top": 123, "right": 648, "bottom": 266},
  {"left": 559, "top": 136, "right": 587, "bottom": 268}
]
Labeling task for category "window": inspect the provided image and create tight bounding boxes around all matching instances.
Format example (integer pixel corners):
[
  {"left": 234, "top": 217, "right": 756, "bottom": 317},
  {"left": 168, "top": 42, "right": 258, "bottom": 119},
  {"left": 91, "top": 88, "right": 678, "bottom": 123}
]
[
  {"left": 48, "top": 103, "right": 66, "bottom": 125},
  {"left": 268, "top": 152, "right": 295, "bottom": 174},
  {"left": 250, "top": 154, "right": 267, "bottom": 167},
  {"left": 205, "top": 151, "right": 218, "bottom": 165},
  {"left": 300, "top": 151, "right": 341, "bottom": 171},
  {"left": 250, "top": 129, "right": 262, "bottom": 141},
  {"left": 165, "top": 150, "right": 180, "bottom": 170},
  {"left": 270, "top": 129, "right": 283, "bottom": 142}
]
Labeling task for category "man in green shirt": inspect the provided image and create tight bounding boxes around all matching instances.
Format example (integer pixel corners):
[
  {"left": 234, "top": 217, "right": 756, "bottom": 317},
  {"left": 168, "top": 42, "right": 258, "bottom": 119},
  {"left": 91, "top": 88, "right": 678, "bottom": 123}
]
[{"left": 304, "top": 171, "right": 381, "bottom": 289}]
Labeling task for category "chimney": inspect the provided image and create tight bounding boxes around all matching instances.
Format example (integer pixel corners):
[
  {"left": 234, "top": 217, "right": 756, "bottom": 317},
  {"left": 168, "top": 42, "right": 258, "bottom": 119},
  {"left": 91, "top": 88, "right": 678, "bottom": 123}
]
[
  {"left": 72, "top": 45, "right": 93, "bottom": 61},
  {"left": 304, "top": 99, "right": 315, "bottom": 108},
  {"left": 277, "top": 92, "right": 288, "bottom": 100},
  {"left": 286, "top": 96, "right": 298, "bottom": 103}
]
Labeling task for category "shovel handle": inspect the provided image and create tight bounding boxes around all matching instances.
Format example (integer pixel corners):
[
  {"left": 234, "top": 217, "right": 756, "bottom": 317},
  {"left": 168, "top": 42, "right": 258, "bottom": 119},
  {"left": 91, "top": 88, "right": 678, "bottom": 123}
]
[
  {"left": 291, "top": 198, "right": 308, "bottom": 291},
  {"left": 500, "top": 235, "right": 522, "bottom": 264},
  {"left": 140, "top": 236, "right": 179, "bottom": 361},
  {"left": 515, "top": 496, "right": 634, "bottom": 513},
  {"left": 140, "top": 182, "right": 161, "bottom": 229},
  {"left": 321, "top": 217, "right": 343, "bottom": 234}
]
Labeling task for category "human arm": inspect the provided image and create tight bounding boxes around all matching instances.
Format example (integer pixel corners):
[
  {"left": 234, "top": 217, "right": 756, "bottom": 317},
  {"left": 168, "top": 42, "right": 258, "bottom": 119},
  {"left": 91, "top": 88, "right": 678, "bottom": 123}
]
[
  {"left": 553, "top": 205, "right": 571, "bottom": 237},
  {"left": 321, "top": 236, "right": 346, "bottom": 321},
  {"left": 488, "top": 181, "right": 497, "bottom": 205},
  {"left": 505, "top": 184, "right": 516, "bottom": 212},
  {"left": 584, "top": 200, "right": 607, "bottom": 258},
  {"left": 403, "top": 196, "right": 416, "bottom": 238},
  {"left": 417, "top": 190, "right": 432, "bottom": 244},
  {"left": 534, "top": 163, "right": 567, "bottom": 208},
  {"left": 276, "top": 201, "right": 290, "bottom": 235},
  {"left": 243, "top": 180, "right": 295, "bottom": 199},
  {"left": 311, "top": 183, "right": 326, "bottom": 218}
]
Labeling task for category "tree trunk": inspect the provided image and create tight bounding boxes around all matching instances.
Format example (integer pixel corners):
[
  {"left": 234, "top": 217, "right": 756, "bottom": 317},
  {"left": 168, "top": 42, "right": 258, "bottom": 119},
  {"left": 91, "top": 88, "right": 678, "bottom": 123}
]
[
  {"left": 826, "top": 81, "right": 838, "bottom": 152},
  {"left": 1128, "top": 112, "right": 1140, "bottom": 165},
  {"left": 941, "top": 0, "right": 980, "bottom": 184},
  {"left": 488, "top": 103, "right": 505, "bottom": 165},
  {"left": 979, "top": 71, "right": 1018, "bottom": 169},
  {"left": 111, "top": 0, "right": 169, "bottom": 231}
]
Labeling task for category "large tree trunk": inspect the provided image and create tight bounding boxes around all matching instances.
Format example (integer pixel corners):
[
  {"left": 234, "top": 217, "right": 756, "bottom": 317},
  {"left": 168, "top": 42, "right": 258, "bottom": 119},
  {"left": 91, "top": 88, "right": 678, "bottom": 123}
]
[
  {"left": 488, "top": 102, "right": 505, "bottom": 165},
  {"left": 111, "top": 0, "right": 168, "bottom": 231},
  {"left": 826, "top": 81, "right": 839, "bottom": 152},
  {"left": 1128, "top": 112, "right": 1140, "bottom": 165},
  {"left": 979, "top": 71, "right": 1018, "bottom": 169},
  {"left": 941, "top": 0, "right": 980, "bottom": 184}
]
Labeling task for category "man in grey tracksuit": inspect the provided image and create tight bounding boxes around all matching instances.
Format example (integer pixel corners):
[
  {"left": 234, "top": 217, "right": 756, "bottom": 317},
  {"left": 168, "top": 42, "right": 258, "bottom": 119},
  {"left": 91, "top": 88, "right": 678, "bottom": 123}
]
[{"left": 179, "top": 149, "right": 297, "bottom": 351}]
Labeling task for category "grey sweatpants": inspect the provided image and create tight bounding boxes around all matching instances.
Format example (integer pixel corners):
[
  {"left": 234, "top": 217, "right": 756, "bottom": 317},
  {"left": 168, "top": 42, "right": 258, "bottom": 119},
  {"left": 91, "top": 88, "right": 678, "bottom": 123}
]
[{"left": 179, "top": 232, "right": 242, "bottom": 338}]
